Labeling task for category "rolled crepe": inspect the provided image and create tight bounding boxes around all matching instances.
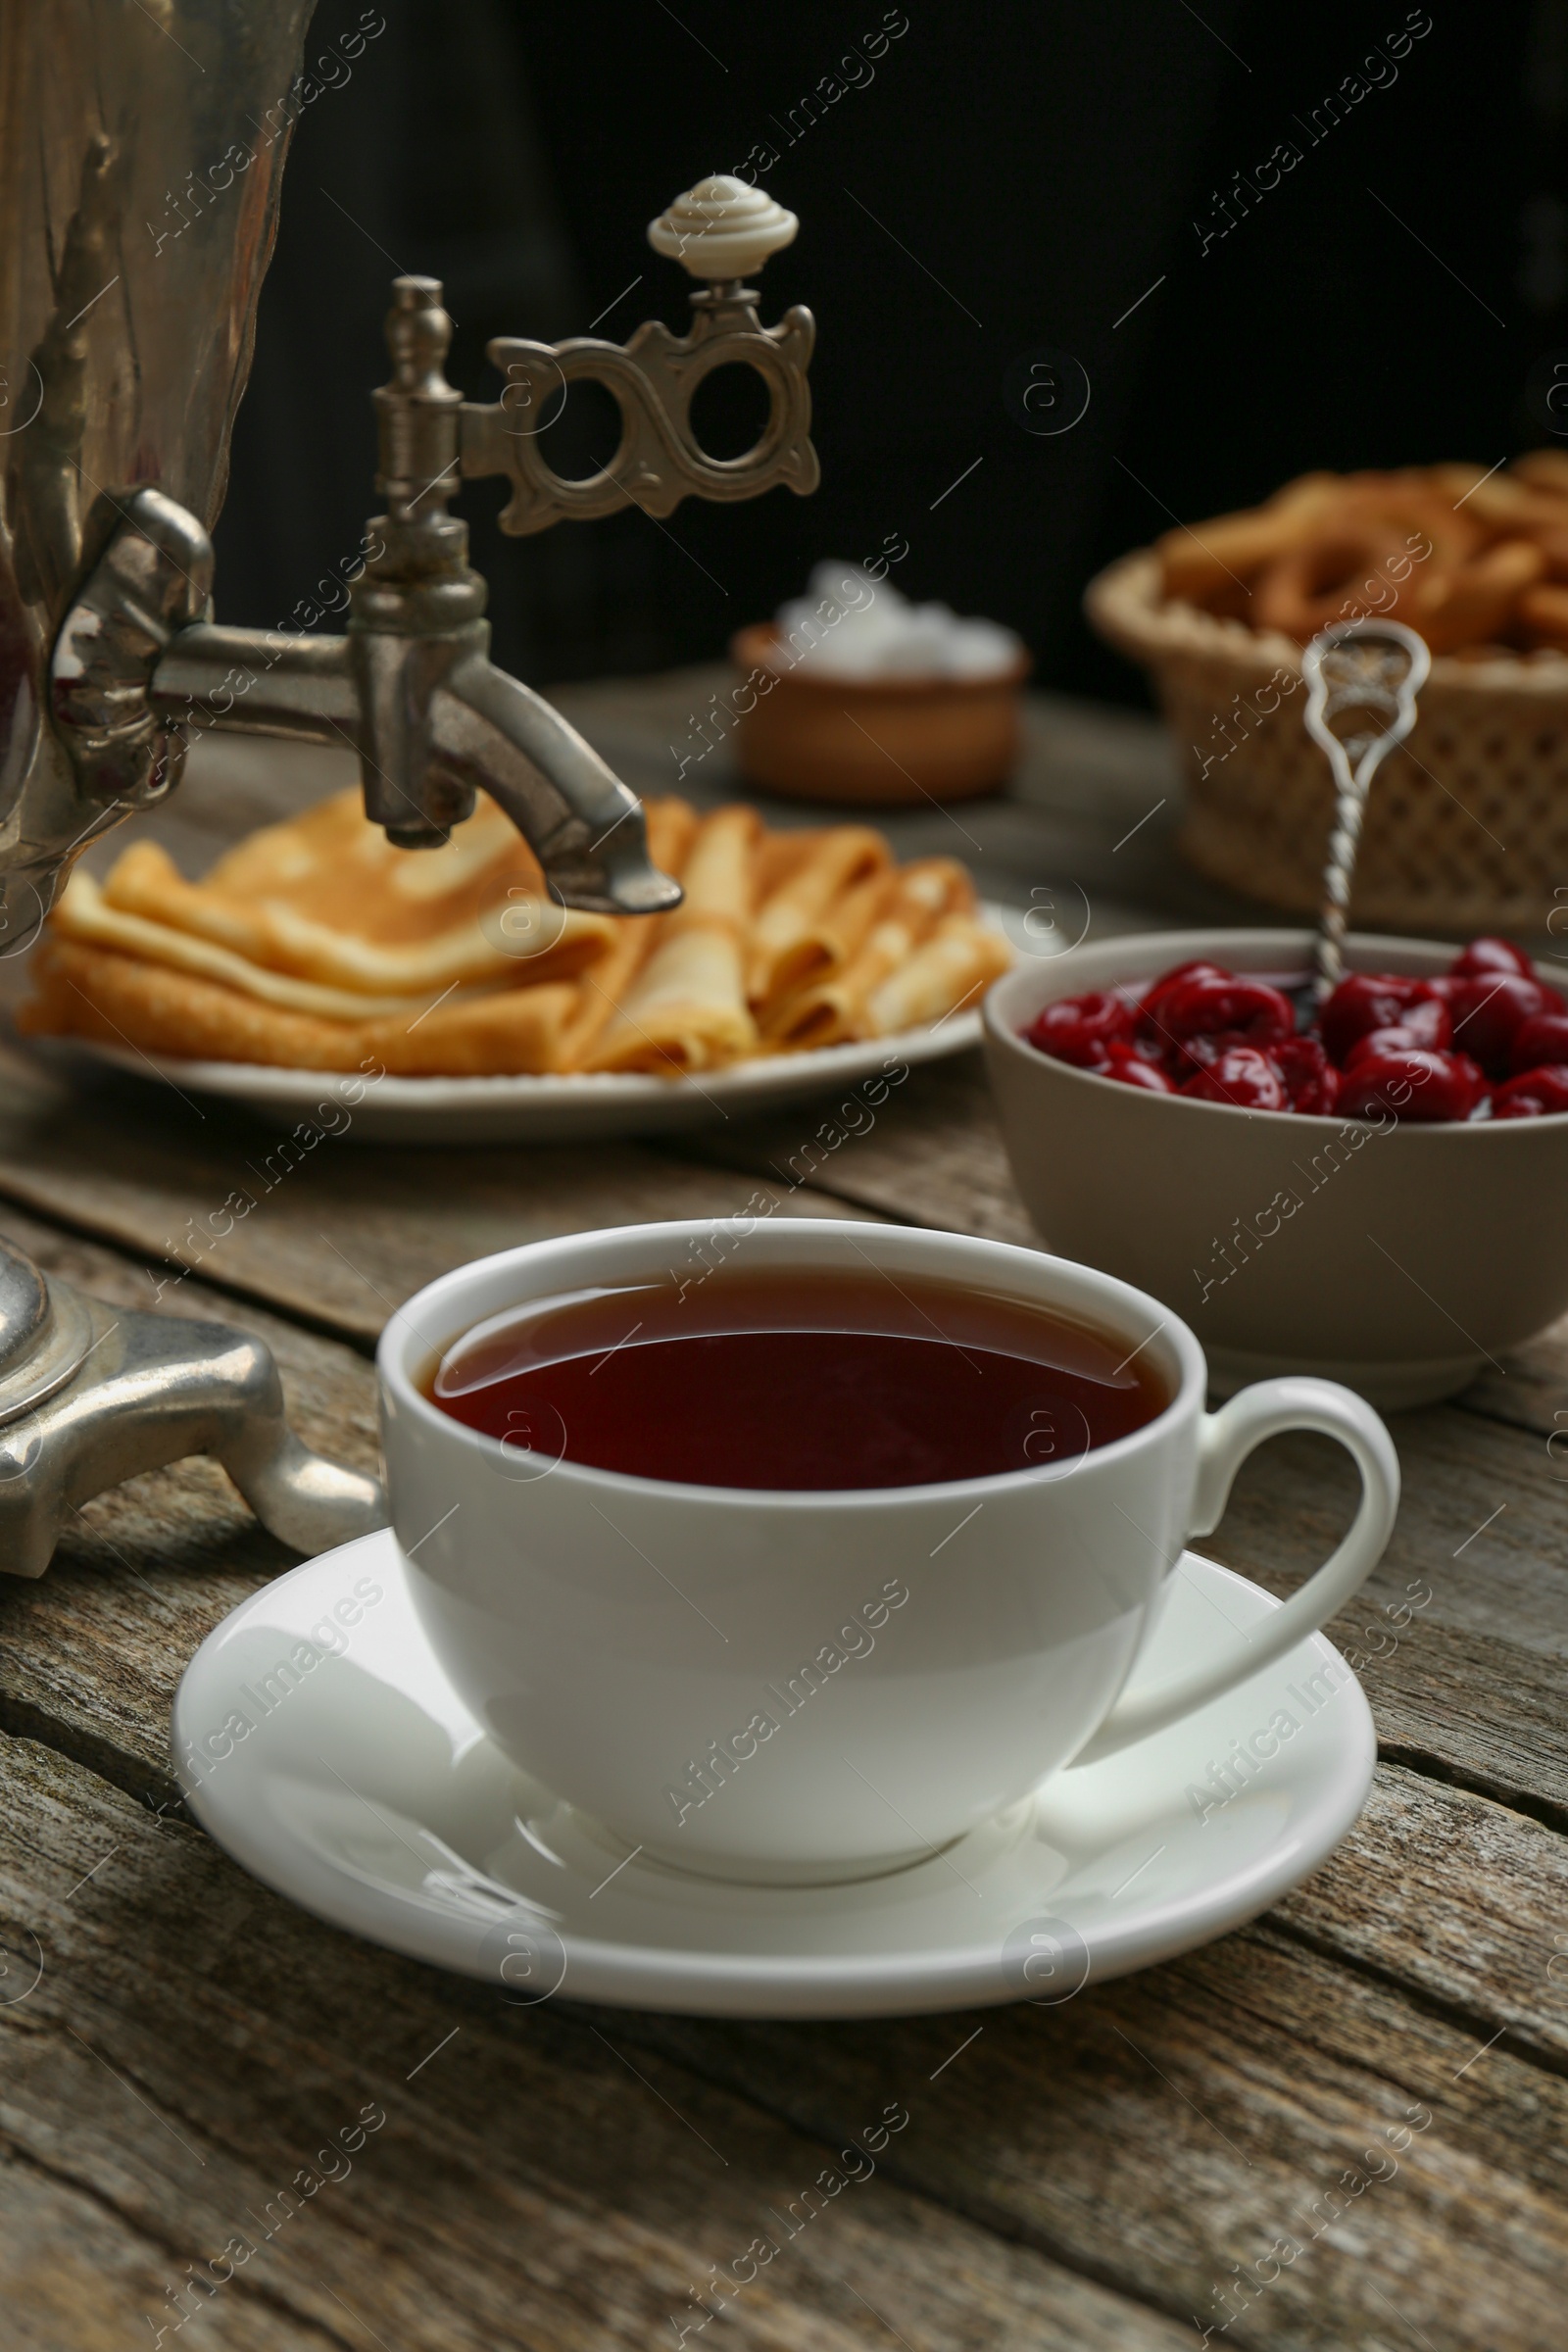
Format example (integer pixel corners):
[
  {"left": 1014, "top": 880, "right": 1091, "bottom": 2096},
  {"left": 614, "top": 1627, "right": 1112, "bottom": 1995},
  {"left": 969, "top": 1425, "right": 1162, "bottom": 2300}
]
[
  {"left": 561, "top": 920, "right": 661, "bottom": 1069},
  {"left": 580, "top": 806, "right": 760, "bottom": 1074},
  {"left": 745, "top": 824, "right": 890, "bottom": 1010},
  {"left": 817, "top": 866, "right": 898, "bottom": 969},
  {"left": 368, "top": 984, "right": 583, "bottom": 1075},
  {"left": 559, "top": 797, "right": 702, "bottom": 1067},
  {"left": 753, "top": 825, "right": 821, "bottom": 902},
  {"left": 643, "top": 795, "right": 704, "bottom": 877},
  {"left": 760, "top": 859, "right": 976, "bottom": 1050},
  {"left": 578, "top": 925, "right": 759, "bottom": 1073},
  {"left": 862, "top": 913, "right": 1012, "bottom": 1036},
  {"left": 677, "top": 803, "right": 762, "bottom": 921}
]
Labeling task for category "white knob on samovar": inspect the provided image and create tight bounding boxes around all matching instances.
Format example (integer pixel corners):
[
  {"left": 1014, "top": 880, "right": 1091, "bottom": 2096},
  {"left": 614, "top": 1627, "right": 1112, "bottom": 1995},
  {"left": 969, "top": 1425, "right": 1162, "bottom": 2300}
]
[{"left": 647, "top": 175, "right": 798, "bottom": 279}]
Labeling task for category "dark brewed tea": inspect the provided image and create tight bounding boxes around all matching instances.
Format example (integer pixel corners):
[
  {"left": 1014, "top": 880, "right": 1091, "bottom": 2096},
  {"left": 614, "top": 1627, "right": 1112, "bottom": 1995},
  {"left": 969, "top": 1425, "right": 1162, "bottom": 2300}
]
[{"left": 426, "top": 1265, "right": 1168, "bottom": 1490}]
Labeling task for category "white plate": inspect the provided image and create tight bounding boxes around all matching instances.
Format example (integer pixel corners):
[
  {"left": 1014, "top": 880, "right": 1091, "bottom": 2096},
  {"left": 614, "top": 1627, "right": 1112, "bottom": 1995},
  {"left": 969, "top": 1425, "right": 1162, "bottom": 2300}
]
[
  {"left": 47, "top": 1014, "right": 977, "bottom": 1144},
  {"left": 37, "top": 902, "right": 1021, "bottom": 1143},
  {"left": 173, "top": 1531, "right": 1374, "bottom": 2019}
]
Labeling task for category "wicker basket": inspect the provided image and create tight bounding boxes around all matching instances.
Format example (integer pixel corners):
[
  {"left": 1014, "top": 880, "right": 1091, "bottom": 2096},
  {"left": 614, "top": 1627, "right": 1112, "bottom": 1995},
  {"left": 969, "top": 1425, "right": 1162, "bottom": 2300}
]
[{"left": 1086, "top": 548, "right": 1568, "bottom": 935}]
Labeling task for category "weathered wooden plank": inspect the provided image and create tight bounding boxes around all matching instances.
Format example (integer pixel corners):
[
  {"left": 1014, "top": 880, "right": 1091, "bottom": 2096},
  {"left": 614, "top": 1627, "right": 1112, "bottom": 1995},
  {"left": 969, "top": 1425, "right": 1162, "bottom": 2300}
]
[
  {"left": 0, "top": 1048, "right": 882, "bottom": 1348},
  {"left": 1274, "top": 1763, "right": 1568, "bottom": 2069},
  {"left": 0, "top": 2148, "right": 335, "bottom": 2352},
  {"left": 1203, "top": 1414, "right": 1568, "bottom": 1823},
  {"left": 1460, "top": 1309, "right": 1568, "bottom": 1445},
  {"left": 0, "top": 1732, "right": 1196, "bottom": 2352},
  {"left": 675, "top": 1052, "right": 1039, "bottom": 1248},
  {"left": 624, "top": 1918, "right": 1568, "bottom": 2352}
]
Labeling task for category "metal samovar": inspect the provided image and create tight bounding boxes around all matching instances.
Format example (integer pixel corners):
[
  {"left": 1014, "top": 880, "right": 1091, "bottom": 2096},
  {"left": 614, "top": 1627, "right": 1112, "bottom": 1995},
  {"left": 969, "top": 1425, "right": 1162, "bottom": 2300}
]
[{"left": 0, "top": 4, "right": 817, "bottom": 1571}]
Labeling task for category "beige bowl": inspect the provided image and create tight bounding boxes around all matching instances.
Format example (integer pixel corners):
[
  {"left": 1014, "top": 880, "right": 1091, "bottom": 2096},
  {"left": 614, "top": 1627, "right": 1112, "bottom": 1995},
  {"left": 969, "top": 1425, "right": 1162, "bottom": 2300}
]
[
  {"left": 983, "top": 928, "right": 1568, "bottom": 1408},
  {"left": 728, "top": 623, "right": 1030, "bottom": 805}
]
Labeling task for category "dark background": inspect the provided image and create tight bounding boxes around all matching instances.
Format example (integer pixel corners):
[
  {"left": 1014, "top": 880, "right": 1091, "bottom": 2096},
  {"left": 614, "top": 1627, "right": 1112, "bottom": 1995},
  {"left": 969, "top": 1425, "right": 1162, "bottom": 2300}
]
[{"left": 217, "top": 0, "right": 1559, "bottom": 709}]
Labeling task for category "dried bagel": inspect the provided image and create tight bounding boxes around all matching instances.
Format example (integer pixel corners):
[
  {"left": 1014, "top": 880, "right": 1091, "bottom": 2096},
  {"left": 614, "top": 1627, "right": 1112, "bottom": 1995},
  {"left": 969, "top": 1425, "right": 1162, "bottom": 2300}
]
[{"left": 1156, "top": 455, "right": 1568, "bottom": 656}]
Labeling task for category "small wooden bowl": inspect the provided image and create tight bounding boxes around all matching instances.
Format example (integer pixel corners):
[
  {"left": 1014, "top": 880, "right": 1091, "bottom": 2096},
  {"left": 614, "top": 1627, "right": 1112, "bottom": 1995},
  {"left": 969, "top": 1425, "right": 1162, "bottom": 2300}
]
[{"left": 728, "top": 622, "right": 1031, "bottom": 805}]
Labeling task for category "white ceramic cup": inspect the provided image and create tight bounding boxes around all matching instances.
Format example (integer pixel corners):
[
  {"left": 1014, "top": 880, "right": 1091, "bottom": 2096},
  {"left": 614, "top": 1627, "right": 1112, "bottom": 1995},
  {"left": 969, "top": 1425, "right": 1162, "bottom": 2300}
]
[{"left": 378, "top": 1217, "right": 1398, "bottom": 1883}]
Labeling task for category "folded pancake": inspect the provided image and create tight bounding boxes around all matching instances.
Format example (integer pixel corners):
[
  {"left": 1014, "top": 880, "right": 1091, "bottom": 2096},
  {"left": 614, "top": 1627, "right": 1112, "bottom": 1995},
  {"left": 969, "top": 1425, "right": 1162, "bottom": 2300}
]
[
  {"left": 369, "top": 985, "right": 583, "bottom": 1076},
  {"left": 560, "top": 920, "right": 660, "bottom": 1070},
  {"left": 92, "top": 797, "right": 615, "bottom": 995},
  {"left": 677, "top": 802, "right": 762, "bottom": 923},
  {"left": 23, "top": 936, "right": 582, "bottom": 1074},
  {"left": 577, "top": 925, "right": 758, "bottom": 1074},
  {"left": 752, "top": 824, "right": 820, "bottom": 902},
  {"left": 21, "top": 792, "right": 705, "bottom": 1077},
  {"left": 760, "top": 858, "right": 976, "bottom": 1049},
  {"left": 745, "top": 824, "right": 890, "bottom": 1010},
  {"left": 580, "top": 806, "right": 760, "bottom": 1074},
  {"left": 18, "top": 786, "right": 1013, "bottom": 1080},
  {"left": 203, "top": 786, "right": 535, "bottom": 937},
  {"left": 24, "top": 937, "right": 389, "bottom": 1070},
  {"left": 51, "top": 870, "right": 441, "bottom": 1021},
  {"left": 641, "top": 795, "right": 705, "bottom": 881}
]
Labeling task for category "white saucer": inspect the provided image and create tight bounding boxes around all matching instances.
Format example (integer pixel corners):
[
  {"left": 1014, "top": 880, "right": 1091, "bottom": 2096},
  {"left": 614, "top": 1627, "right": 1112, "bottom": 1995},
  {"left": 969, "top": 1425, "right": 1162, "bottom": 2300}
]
[{"left": 172, "top": 1532, "right": 1374, "bottom": 2019}]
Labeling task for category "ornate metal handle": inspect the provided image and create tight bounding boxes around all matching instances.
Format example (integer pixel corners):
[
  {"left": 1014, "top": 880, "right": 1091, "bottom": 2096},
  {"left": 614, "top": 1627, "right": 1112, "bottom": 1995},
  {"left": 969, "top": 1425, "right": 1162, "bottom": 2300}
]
[
  {"left": 55, "top": 175, "right": 820, "bottom": 909},
  {"left": 458, "top": 176, "right": 817, "bottom": 534},
  {"left": 1302, "top": 618, "right": 1430, "bottom": 1003}
]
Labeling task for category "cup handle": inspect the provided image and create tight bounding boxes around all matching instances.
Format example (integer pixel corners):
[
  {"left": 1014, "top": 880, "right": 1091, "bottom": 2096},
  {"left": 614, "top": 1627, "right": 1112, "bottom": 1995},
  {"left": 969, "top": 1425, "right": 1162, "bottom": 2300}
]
[{"left": 1069, "top": 1377, "right": 1399, "bottom": 1767}]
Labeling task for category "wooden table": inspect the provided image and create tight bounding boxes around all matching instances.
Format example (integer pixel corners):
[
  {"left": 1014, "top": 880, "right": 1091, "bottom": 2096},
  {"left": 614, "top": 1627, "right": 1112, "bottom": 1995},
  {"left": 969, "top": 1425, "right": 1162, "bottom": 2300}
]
[{"left": 0, "top": 674, "right": 1564, "bottom": 2352}]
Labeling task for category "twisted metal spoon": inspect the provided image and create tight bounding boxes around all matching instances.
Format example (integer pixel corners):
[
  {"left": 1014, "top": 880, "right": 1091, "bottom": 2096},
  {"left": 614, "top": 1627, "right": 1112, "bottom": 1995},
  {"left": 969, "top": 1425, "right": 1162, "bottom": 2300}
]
[{"left": 1301, "top": 617, "right": 1430, "bottom": 1004}]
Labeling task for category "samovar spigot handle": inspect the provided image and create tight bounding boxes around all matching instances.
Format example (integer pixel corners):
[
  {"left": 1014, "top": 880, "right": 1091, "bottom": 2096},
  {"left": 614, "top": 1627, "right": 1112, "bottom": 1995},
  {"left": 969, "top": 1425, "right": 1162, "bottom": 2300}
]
[
  {"left": 466, "top": 174, "right": 818, "bottom": 535},
  {"left": 346, "top": 278, "right": 491, "bottom": 849},
  {"left": 371, "top": 275, "right": 466, "bottom": 526},
  {"left": 71, "top": 175, "right": 819, "bottom": 902}
]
